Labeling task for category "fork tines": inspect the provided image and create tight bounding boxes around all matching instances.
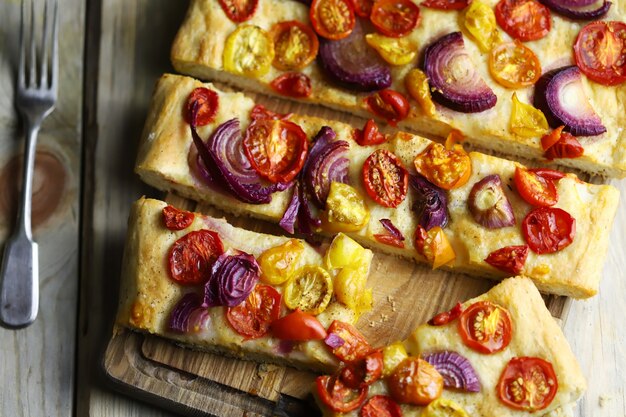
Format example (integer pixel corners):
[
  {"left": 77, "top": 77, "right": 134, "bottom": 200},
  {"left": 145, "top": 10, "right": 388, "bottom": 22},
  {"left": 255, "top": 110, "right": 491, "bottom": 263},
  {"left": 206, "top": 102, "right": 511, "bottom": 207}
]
[{"left": 19, "top": 0, "right": 58, "bottom": 91}]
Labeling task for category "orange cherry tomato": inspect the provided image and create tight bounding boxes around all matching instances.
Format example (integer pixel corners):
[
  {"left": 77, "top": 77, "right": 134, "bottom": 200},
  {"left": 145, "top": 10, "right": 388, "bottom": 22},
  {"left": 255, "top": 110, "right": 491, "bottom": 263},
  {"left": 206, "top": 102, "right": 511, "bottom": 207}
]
[
  {"left": 243, "top": 118, "right": 308, "bottom": 183},
  {"left": 271, "top": 21, "right": 319, "bottom": 71},
  {"left": 458, "top": 301, "right": 512, "bottom": 354},
  {"left": 574, "top": 21, "right": 626, "bottom": 86},
  {"left": 169, "top": 230, "right": 224, "bottom": 285},
  {"left": 414, "top": 143, "right": 471, "bottom": 190},
  {"left": 218, "top": 0, "right": 258, "bottom": 22},
  {"left": 360, "top": 395, "right": 402, "bottom": 417},
  {"left": 353, "top": 119, "right": 387, "bottom": 146},
  {"left": 414, "top": 225, "right": 456, "bottom": 270},
  {"left": 370, "top": 0, "right": 421, "bottom": 38},
  {"left": 270, "top": 308, "right": 328, "bottom": 341},
  {"left": 484, "top": 245, "right": 529, "bottom": 274},
  {"left": 522, "top": 207, "right": 575, "bottom": 254},
  {"left": 362, "top": 149, "right": 409, "bottom": 208},
  {"left": 365, "top": 89, "right": 410, "bottom": 126},
  {"left": 269, "top": 72, "right": 313, "bottom": 98},
  {"left": 352, "top": 0, "right": 375, "bottom": 17},
  {"left": 316, "top": 375, "right": 369, "bottom": 412},
  {"left": 489, "top": 41, "right": 542, "bottom": 88},
  {"left": 226, "top": 284, "right": 281, "bottom": 339},
  {"left": 544, "top": 131, "right": 584, "bottom": 160},
  {"left": 310, "top": 0, "right": 356, "bottom": 40},
  {"left": 494, "top": 0, "right": 551, "bottom": 42},
  {"left": 428, "top": 302, "right": 463, "bottom": 326},
  {"left": 514, "top": 166, "right": 558, "bottom": 207},
  {"left": 421, "top": 0, "right": 470, "bottom": 10},
  {"left": 497, "top": 357, "right": 558, "bottom": 411},
  {"left": 388, "top": 358, "right": 444, "bottom": 406},
  {"left": 540, "top": 126, "right": 564, "bottom": 150},
  {"left": 340, "top": 349, "right": 384, "bottom": 388},
  {"left": 326, "top": 320, "right": 372, "bottom": 362},
  {"left": 185, "top": 87, "right": 219, "bottom": 126},
  {"left": 162, "top": 205, "right": 194, "bottom": 231}
]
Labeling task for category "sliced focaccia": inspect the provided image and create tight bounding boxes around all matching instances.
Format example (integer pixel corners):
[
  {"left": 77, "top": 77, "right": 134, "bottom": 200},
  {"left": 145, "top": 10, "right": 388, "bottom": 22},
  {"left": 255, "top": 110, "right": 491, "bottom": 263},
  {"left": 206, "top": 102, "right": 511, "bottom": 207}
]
[
  {"left": 313, "top": 277, "right": 586, "bottom": 417},
  {"left": 135, "top": 74, "right": 619, "bottom": 298},
  {"left": 115, "top": 197, "right": 375, "bottom": 372},
  {"left": 171, "top": 0, "right": 626, "bottom": 177}
]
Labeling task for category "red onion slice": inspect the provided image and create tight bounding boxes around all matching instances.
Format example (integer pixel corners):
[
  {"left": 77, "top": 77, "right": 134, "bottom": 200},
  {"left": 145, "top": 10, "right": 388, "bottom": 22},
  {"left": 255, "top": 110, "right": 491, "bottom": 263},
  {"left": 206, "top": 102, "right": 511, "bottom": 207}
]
[
  {"left": 279, "top": 181, "right": 302, "bottom": 234},
  {"left": 203, "top": 251, "right": 260, "bottom": 307},
  {"left": 168, "top": 293, "right": 210, "bottom": 333},
  {"left": 379, "top": 219, "right": 405, "bottom": 241},
  {"left": 324, "top": 332, "right": 346, "bottom": 349},
  {"left": 538, "top": 0, "right": 611, "bottom": 19},
  {"left": 423, "top": 351, "right": 481, "bottom": 392},
  {"left": 534, "top": 66, "right": 606, "bottom": 137},
  {"left": 410, "top": 174, "right": 448, "bottom": 231},
  {"left": 423, "top": 32, "right": 497, "bottom": 113},
  {"left": 468, "top": 174, "right": 515, "bottom": 229}
]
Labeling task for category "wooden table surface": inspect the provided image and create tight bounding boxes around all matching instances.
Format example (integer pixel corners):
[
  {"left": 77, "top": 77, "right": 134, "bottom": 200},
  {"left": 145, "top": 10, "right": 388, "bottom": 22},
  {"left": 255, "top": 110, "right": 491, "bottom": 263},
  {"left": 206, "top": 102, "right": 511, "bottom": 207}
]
[{"left": 0, "top": 0, "right": 624, "bottom": 416}]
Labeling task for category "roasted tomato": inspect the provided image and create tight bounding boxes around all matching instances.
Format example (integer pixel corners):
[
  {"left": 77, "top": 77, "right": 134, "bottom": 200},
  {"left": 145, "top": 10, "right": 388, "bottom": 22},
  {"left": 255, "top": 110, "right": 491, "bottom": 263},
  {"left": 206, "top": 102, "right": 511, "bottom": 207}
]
[
  {"left": 543, "top": 130, "right": 584, "bottom": 160},
  {"left": 370, "top": 0, "right": 421, "bottom": 38},
  {"left": 326, "top": 320, "right": 372, "bottom": 362},
  {"left": 514, "top": 166, "right": 558, "bottom": 207},
  {"left": 422, "top": 0, "right": 470, "bottom": 10},
  {"left": 258, "top": 239, "right": 304, "bottom": 285},
  {"left": 270, "top": 72, "right": 313, "bottom": 98},
  {"left": 310, "top": 0, "right": 356, "bottom": 40},
  {"left": 243, "top": 118, "right": 308, "bottom": 183},
  {"left": 489, "top": 41, "right": 541, "bottom": 88},
  {"left": 574, "top": 21, "right": 626, "bottom": 86},
  {"left": 509, "top": 92, "right": 549, "bottom": 138},
  {"left": 284, "top": 265, "right": 333, "bottom": 315},
  {"left": 414, "top": 143, "right": 471, "bottom": 190},
  {"left": 218, "top": 0, "right": 258, "bottom": 22},
  {"left": 335, "top": 265, "right": 374, "bottom": 314},
  {"left": 528, "top": 168, "right": 565, "bottom": 181},
  {"left": 428, "top": 302, "right": 463, "bottom": 326},
  {"left": 226, "top": 284, "right": 281, "bottom": 339},
  {"left": 223, "top": 25, "right": 274, "bottom": 77},
  {"left": 414, "top": 225, "right": 456, "bottom": 270},
  {"left": 365, "top": 33, "right": 418, "bottom": 66},
  {"left": 184, "top": 87, "right": 219, "bottom": 126},
  {"left": 360, "top": 395, "right": 402, "bottom": 417},
  {"left": 541, "top": 126, "right": 564, "bottom": 151},
  {"left": 388, "top": 358, "right": 444, "bottom": 406},
  {"left": 458, "top": 301, "right": 512, "bottom": 354},
  {"left": 162, "top": 205, "right": 194, "bottom": 230},
  {"left": 250, "top": 104, "right": 292, "bottom": 121},
  {"left": 522, "top": 207, "right": 575, "bottom": 254},
  {"left": 497, "top": 357, "right": 558, "bottom": 411},
  {"left": 382, "top": 342, "right": 409, "bottom": 377},
  {"left": 169, "top": 230, "right": 224, "bottom": 285},
  {"left": 340, "top": 349, "right": 384, "bottom": 388},
  {"left": 352, "top": 0, "right": 375, "bottom": 17},
  {"left": 271, "top": 308, "right": 327, "bottom": 341},
  {"left": 494, "top": 0, "right": 551, "bottom": 42},
  {"left": 321, "top": 182, "right": 370, "bottom": 232},
  {"left": 316, "top": 375, "right": 368, "bottom": 412},
  {"left": 271, "top": 20, "right": 319, "bottom": 71},
  {"left": 365, "top": 89, "right": 410, "bottom": 126},
  {"left": 374, "top": 234, "right": 405, "bottom": 248},
  {"left": 423, "top": 398, "right": 470, "bottom": 417},
  {"left": 353, "top": 119, "right": 387, "bottom": 146},
  {"left": 464, "top": 0, "right": 501, "bottom": 52},
  {"left": 404, "top": 68, "right": 436, "bottom": 117},
  {"left": 484, "top": 245, "right": 529, "bottom": 274},
  {"left": 362, "top": 149, "right": 409, "bottom": 208}
]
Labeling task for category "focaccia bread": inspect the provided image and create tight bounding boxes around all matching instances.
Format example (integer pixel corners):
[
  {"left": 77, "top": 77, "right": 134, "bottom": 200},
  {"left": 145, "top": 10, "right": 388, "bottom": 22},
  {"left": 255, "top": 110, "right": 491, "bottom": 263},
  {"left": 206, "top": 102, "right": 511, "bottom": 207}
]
[
  {"left": 135, "top": 74, "right": 619, "bottom": 298},
  {"left": 116, "top": 197, "right": 374, "bottom": 372},
  {"left": 314, "top": 277, "right": 586, "bottom": 417},
  {"left": 171, "top": 0, "right": 626, "bottom": 177}
]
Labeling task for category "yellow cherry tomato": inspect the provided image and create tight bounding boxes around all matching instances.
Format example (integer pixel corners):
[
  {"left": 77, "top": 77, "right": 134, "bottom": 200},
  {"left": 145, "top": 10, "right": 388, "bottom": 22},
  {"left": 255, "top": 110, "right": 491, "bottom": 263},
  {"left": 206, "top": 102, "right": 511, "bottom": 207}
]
[
  {"left": 404, "top": 69, "right": 436, "bottom": 117},
  {"left": 414, "top": 143, "right": 472, "bottom": 190},
  {"left": 509, "top": 92, "right": 549, "bottom": 138},
  {"left": 365, "top": 33, "right": 418, "bottom": 66},
  {"left": 382, "top": 342, "right": 409, "bottom": 377},
  {"left": 464, "top": 0, "right": 501, "bottom": 53},
  {"left": 325, "top": 233, "right": 366, "bottom": 270},
  {"left": 334, "top": 265, "right": 373, "bottom": 313},
  {"left": 423, "top": 398, "right": 470, "bottom": 417},
  {"left": 258, "top": 239, "right": 305, "bottom": 285},
  {"left": 284, "top": 265, "right": 333, "bottom": 315},
  {"left": 489, "top": 41, "right": 542, "bottom": 88},
  {"left": 414, "top": 226, "right": 456, "bottom": 269},
  {"left": 223, "top": 25, "right": 275, "bottom": 77},
  {"left": 321, "top": 182, "right": 370, "bottom": 233}
]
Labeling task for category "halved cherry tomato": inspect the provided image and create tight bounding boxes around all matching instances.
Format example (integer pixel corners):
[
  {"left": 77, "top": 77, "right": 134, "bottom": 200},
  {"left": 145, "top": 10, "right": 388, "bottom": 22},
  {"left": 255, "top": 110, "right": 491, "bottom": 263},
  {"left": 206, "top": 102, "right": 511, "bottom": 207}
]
[
  {"left": 509, "top": 92, "right": 549, "bottom": 138},
  {"left": 218, "top": 0, "right": 258, "bottom": 22},
  {"left": 250, "top": 104, "right": 292, "bottom": 121},
  {"left": 374, "top": 234, "right": 405, "bottom": 248},
  {"left": 321, "top": 182, "right": 370, "bottom": 232},
  {"left": 514, "top": 167, "right": 558, "bottom": 207},
  {"left": 370, "top": 0, "right": 421, "bottom": 38},
  {"left": 360, "top": 395, "right": 402, "bottom": 417},
  {"left": 271, "top": 21, "right": 319, "bottom": 71},
  {"left": 353, "top": 119, "right": 387, "bottom": 146},
  {"left": 184, "top": 87, "right": 219, "bottom": 126},
  {"left": 284, "top": 265, "right": 333, "bottom": 314},
  {"left": 326, "top": 320, "right": 372, "bottom": 362},
  {"left": 485, "top": 245, "right": 529, "bottom": 274},
  {"left": 414, "top": 225, "right": 456, "bottom": 270},
  {"left": 497, "top": 357, "right": 558, "bottom": 411},
  {"left": 365, "top": 33, "right": 418, "bottom": 66},
  {"left": 414, "top": 143, "right": 471, "bottom": 190},
  {"left": 528, "top": 168, "right": 565, "bottom": 181},
  {"left": 226, "top": 284, "right": 281, "bottom": 339},
  {"left": 162, "top": 205, "right": 194, "bottom": 231},
  {"left": 464, "top": 0, "right": 501, "bottom": 52},
  {"left": 522, "top": 207, "right": 575, "bottom": 254},
  {"left": 340, "top": 349, "right": 383, "bottom": 388},
  {"left": 258, "top": 239, "right": 304, "bottom": 285},
  {"left": 458, "top": 301, "right": 512, "bottom": 354},
  {"left": 223, "top": 25, "right": 274, "bottom": 77},
  {"left": 352, "top": 0, "right": 374, "bottom": 17},
  {"left": 543, "top": 131, "right": 585, "bottom": 160},
  {"left": 541, "top": 126, "right": 564, "bottom": 151},
  {"left": 243, "top": 118, "right": 308, "bottom": 183},
  {"left": 316, "top": 375, "right": 368, "bottom": 412},
  {"left": 365, "top": 89, "right": 410, "bottom": 126},
  {"left": 169, "top": 230, "right": 224, "bottom": 285},
  {"left": 574, "top": 21, "right": 626, "bottom": 86},
  {"left": 404, "top": 69, "right": 437, "bottom": 117},
  {"left": 428, "top": 302, "right": 463, "bottom": 326},
  {"left": 494, "top": 0, "right": 551, "bottom": 42},
  {"left": 271, "top": 308, "right": 327, "bottom": 341},
  {"left": 362, "top": 149, "right": 408, "bottom": 208},
  {"left": 444, "top": 129, "right": 465, "bottom": 150},
  {"left": 270, "top": 72, "right": 313, "bottom": 98},
  {"left": 489, "top": 41, "right": 541, "bottom": 88},
  {"left": 382, "top": 342, "right": 408, "bottom": 377},
  {"left": 422, "top": 0, "right": 469, "bottom": 10},
  {"left": 310, "top": 0, "right": 356, "bottom": 40},
  {"left": 388, "top": 358, "right": 443, "bottom": 405}
]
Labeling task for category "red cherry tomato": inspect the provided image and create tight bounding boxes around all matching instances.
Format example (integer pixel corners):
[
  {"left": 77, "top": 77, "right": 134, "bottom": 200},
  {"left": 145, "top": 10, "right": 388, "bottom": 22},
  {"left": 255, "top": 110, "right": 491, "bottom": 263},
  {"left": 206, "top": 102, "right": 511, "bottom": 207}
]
[
  {"left": 270, "top": 72, "right": 313, "bottom": 98},
  {"left": 226, "top": 285, "right": 281, "bottom": 339},
  {"left": 169, "top": 230, "right": 224, "bottom": 285},
  {"left": 162, "top": 205, "right": 194, "bottom": 230},
  {"left": 218, "top": 0, "right": 259, "bottom": 22},
  {"left": 458, "top": 301, "right": 512, "bottom": 354},
  {"left": 421, "top": 0, "right": 470, "bottom": 10},
  {"left": 544, "top": 132, "right": 584, "bottom": 160},
  {"left": 243, "top": 118, "right": 308, "bottom": 183},
  {"left": 497, "top": 357, "right": 558, "bottom": 411},
  {"left": 373, "top": 234, "right": 405, "bottom": 248},
  {"left": 528, "top": 168, "right": 565, "bottom": 181},
  {"left": 484, "top": 245, "right": 529, "bottom": 274},
  {"left": 326, "top": 321, "right": 372, "bottom": 362},
  {"left": 362, "top": 149, "right": 409, "bottom": 208},
  {"left": 271, "top": 308, "right": 328, "bottom": 341},
  {"left": 316, "top": 375, "right": 369, "bottom": 412},
  {"left": 541, "top": 126, "right": 564, "bottom": 151},
  {"left": 360, "top": 395, "right": 402, "bottom": 417},
  {"left": 185, "top": 87, "right": 219, "bottom": 126},
  {"left": 366, "top": 89, "right": 410, "bottom": 126},
  {"left": 310, "top": 0, "right": 356, "bottom": 40},
  {"left": 495, "top": 0, "right": 551, "bottom": 42},
  {"left": 574, "top": 21, "right": 626, "bottom": 86},
  {"left": 370, "top": 0, "right": 421, "bottom": 38},
  {"left": 514, "top": 167, "right": 558, "bottom": 207},
  {"left": 522, "top": 207, "right": 575, "bottom": 254},
  {"left": 352, "top": 0, "right": 375, "bottom": 17},
  {"left": 250, "top": 104, "right": 292, "bottom": 121},
  {"left": 353, "top": 119, "right": 387, "bottom": 146},
  {"left": 428, "top": 302, "right": 463, "bottom": 326},
  {"left": 340, "top": 349, "right": 384, "bottom": 388}
]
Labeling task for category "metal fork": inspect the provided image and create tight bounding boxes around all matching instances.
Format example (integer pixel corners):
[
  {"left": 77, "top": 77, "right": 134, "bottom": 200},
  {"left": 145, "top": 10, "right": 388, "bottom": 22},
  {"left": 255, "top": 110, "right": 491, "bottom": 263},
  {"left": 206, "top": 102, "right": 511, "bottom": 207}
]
[{"left": 0, "top": 0, "right": 58, "bottom": 328}]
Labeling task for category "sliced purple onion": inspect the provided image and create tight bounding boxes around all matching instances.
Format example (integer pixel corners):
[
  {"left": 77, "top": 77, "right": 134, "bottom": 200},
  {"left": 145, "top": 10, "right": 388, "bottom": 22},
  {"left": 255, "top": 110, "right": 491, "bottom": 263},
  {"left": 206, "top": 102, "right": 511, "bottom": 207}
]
[
  {"left": 468, "top": 174, "right": 515, "bottom": 229},
  {"left": 203, "top": 251, "right": 260, "bottom": 307},
  {"left": 423, "top": 32, "right": 497, "bottom": 113},
  {"left": 324, "top": 332, "right": 345, "bottom": 349},
  {"left": 423, "top": 351, "right": 481, "bottom": 392},
  {"left": 538, "top": 0, "right": 611, "bottom": 20},
  {"left": 168, "top": 293, "right": 210, "bottom": 333},
  {"left": 279, "top": 181, "right": 302, "bottom": 234},
  {"left": 410, "top": 174, "right": 448, "bottom": 230},
  {"left": 380, "top": 219, "right": 405, "bottom": 241},
  {"left": 534, "top": 66, "right": 606, "bottom": 137},
  {"left": 318, "top": 19, "right": 391, "bottom": 92},
  {"left": 277, "top": 340, "right": 295, "bottom": 354}
]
